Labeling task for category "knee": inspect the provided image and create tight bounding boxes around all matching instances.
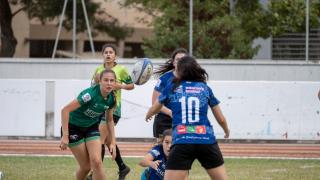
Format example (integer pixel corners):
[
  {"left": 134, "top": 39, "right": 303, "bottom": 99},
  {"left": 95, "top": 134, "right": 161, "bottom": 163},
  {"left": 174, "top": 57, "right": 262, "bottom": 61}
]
[
  {"left": 90, "top": 158, "right": 103, "bottom": 170},
  {"left": 79, "top": 164, "right": 91, "bottom": 174}
]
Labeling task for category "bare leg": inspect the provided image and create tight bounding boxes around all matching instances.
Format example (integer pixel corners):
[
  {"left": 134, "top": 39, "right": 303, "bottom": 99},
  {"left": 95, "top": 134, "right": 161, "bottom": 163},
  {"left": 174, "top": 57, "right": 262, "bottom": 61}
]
[
  {"left": 69, "top": 143, "right": 91, "bottom": 180},
  {"left": 206, "top": 164, "right": 228, "bottom": 180},
  {"left": 99, "top": 123, "right": 108, "bottom": 161},
  {"left": 164, "top": 170, "right": 188, "bottom": 180},
  {"left": 99, "top": 123, "right": 107, "bottom": 145},
  {"left": 86, "top": 139, "right": 106, "bottom": 180}
]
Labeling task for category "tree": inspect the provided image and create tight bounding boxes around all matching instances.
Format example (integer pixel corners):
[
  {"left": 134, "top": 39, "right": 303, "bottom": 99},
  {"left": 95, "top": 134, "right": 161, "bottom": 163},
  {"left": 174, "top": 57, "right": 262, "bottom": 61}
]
[
  {"left": 121, "top": 0, "right": 320, "bottom": 59},
  {"left": 0, "top": 0, "right": 132, "bottom": 57},
  {"left": 0, "top": 0, "right": 17, "bottom": 57}
]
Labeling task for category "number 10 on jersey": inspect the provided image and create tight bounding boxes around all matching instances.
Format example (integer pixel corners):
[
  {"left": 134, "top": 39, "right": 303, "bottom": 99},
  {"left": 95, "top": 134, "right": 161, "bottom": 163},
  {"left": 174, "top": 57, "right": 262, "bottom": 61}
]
[{"left": 179, "top": 96, "right": 200, "bottom": 124}]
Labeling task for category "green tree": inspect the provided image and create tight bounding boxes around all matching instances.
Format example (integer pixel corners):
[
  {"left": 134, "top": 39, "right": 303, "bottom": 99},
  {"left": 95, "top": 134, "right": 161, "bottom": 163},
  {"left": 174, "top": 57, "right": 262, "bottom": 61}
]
[
  {"left": 121, "top": 0, "right": 320, "bottom": 59},
  {"left": 0, "top": 0, "right": 132, "bottom": 57}
]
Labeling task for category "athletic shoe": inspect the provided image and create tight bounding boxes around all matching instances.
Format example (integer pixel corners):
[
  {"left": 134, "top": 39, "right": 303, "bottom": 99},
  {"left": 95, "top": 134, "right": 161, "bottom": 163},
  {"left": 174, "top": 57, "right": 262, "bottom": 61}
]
[{"left": 118, "top": 166, "right": 130, "bottom": 180}]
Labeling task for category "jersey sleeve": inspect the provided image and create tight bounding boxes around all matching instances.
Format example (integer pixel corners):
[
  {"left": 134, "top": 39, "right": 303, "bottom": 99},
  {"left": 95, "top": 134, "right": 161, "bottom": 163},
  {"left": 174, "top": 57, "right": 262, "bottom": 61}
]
[
  {"left": 158, "top": 84, "right": 172, "bottom": 105},
  {"left": 154, "top": 75, "right": 167, "bottom": 93},
  {"left": 77, "top": 88, "right": 94, "bottom": 106},
  {"left": 148, "top": 145, "right": 161, "bottom": 159},
  {"left": 119, "top": 66, "right": 133, "bottom": 84},
  {"left": 207, "top": 86, "right": 220, "bottom": 107}
]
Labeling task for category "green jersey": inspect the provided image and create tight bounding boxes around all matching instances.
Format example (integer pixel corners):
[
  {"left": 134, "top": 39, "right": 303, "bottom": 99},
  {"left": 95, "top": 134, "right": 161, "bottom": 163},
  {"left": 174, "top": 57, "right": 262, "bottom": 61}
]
[
  {"left": 69, "top": 85, "right": 116, "bottom": 127},
  {"left": 92, "top": 64, "right": 133, "bottom": 118}
]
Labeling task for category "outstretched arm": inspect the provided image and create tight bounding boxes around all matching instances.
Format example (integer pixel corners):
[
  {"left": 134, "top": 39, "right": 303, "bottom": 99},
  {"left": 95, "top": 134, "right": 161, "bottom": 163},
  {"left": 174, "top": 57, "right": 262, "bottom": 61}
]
[
  {"left": 152, "top": 90, "right": 172, "bottom": 117},
  {"left": 106, "top": 109, "right": 116, "bottom": 160},
  {"left": 60, "top": 99, "right": 81, "bottom": 150},
  {"left": 146, "top": 100, "right": 163, "bottom": 122},
  {"left": 114, "top": 82, "right": 134, "bottom": 90},
  {"left": 139, "top": 153, "right": 161, "bottom": 170},
  {"left": 211, "top": 105, "right": 230, "bottom": 138}
]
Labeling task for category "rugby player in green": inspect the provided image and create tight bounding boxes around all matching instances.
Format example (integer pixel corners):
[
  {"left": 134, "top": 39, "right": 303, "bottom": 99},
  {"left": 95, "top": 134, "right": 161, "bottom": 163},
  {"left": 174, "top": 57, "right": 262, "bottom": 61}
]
[
  {"left": 91, "top": 44, "right": 134, "bottom": 180},
  {"left": 60, "top": 68, "right": 117, "bottom": 180}
]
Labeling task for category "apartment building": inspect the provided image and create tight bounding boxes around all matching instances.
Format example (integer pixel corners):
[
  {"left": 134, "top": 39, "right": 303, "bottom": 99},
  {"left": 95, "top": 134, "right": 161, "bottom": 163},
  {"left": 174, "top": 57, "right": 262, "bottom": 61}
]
[{"left": 10, "top": 0, "right": 153, "bottom": 58}]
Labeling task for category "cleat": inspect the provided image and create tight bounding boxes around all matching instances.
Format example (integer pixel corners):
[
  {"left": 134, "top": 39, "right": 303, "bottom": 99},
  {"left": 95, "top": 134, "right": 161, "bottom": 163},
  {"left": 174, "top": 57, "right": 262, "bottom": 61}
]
[{"left": 118, "top": 166, "right": 130, "bottom": 180}]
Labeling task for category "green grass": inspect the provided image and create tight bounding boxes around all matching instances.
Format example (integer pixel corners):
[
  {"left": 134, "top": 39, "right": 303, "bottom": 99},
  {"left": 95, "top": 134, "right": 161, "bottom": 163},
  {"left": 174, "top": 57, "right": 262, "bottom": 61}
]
[{"left": 0, "top": 156, "right": 319, "bottom": 180}]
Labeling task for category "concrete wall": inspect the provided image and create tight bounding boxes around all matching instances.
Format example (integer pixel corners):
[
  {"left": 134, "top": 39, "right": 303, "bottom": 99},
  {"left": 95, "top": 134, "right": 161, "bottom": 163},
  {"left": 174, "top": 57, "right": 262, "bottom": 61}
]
[
  {"left": 1, "top": 58, "right": 319, "bottom": 140},
  {"left": 1, "top": 58, "right": 320, "bottom": 81},
  {"left": 1, "top": 79, "right": 319, "bottom": 140}
]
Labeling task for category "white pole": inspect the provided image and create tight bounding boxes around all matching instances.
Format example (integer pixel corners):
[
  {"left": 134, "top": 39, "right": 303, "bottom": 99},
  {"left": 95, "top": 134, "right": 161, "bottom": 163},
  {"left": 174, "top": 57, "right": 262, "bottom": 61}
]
[
  {"left": 305, "top": 0, "right": 309, "bottom": 62},
  {"left": 189, "top": 0, "right": 193, "bottom": 56},
  {"left": 81, "top": 0, "right": 95, "bottom": 57},
  {"left": 73, "top": 0, "right": 76, "bottom": 59},
  {"left": 52, "top": 0, "right": 68, "bottom": 59}
]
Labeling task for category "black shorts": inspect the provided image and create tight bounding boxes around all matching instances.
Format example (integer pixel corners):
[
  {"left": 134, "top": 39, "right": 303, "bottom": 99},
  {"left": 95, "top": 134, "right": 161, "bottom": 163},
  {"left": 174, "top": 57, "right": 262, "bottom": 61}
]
[
  {"left": 166, "top": 143, "right": 224, "bottom": 170},
  {"left": 61, "top": 123, "right": 100, "bottom": 147},
  {"left": 153, "top": 113, "right": 172, "bottom": 138}
]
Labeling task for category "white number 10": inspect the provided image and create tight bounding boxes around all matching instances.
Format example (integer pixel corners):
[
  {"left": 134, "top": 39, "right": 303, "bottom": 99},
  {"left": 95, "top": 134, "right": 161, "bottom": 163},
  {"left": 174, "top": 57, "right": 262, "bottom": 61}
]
[{"left": 179, "top": 96, "right": 200, "bottom": 124}]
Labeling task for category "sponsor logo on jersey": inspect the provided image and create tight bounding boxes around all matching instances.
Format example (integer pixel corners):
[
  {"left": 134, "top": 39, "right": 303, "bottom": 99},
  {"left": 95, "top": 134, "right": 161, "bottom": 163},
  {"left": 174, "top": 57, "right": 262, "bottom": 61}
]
[
  {"left": 185, "top": 86, "right": 204, "bottom": 93},
  {"left": 196, "top": 125, "right": 206, "bottom": 134},
  {"left": 177, "top": 125, "right": 187, "bottom": 134},
  {"left": 180, "top": 125, "right": 207, "bottom": 134},
  {"left": 84, "top": 108, "right": 101, "bottom": 118},
  {"left": 174, "top": 85, "right": 183, "bottom": 93},
  {"left": 151, "top": 149, "right": 160, "bottom": 156},
  {"left": 82, "top": 93, "right": 91, "bottom": 102},
  {"left": 187, "top": 126, "right": 196, "bottom": 133}
]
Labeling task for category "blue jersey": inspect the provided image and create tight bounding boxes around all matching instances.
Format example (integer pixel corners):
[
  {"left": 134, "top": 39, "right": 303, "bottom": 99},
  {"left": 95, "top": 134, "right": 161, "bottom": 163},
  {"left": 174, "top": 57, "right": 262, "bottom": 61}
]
[
  {"left": 154, "top": 71, "right": 174, "bottom": 93},
  {"left": 159, "top": 81, "right": 220, "bottom": 145},
  {"left": 144, "top": 144, "right": 167, "bottom": 180}
]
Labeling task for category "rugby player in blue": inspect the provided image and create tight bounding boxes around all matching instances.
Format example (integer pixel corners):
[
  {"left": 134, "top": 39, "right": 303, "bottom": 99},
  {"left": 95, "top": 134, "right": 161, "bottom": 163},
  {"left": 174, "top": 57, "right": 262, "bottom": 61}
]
[
  {"left": 139, "top": 129, "right": 172, "bottom": 180},
  {"left": 152, "top": 48, "right": 188, "bottom": 142},
  {"left": 146, "top": 56, "right": 230, "bottom": 180}
]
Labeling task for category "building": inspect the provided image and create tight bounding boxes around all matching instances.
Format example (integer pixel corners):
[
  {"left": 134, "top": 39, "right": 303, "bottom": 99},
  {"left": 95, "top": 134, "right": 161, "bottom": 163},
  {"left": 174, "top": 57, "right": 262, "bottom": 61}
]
[
  {"left": 10, "top": 0, "right": 153, "bottom": 58},
  {"left": 7, "top": 0, "right": 320, "bottom": 60}
]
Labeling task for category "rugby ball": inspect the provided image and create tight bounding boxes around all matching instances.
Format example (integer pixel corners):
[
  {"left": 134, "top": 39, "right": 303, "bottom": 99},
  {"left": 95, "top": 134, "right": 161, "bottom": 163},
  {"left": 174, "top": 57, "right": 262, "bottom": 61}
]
[{"left": 131, "top": 58, "right": 153, "bottom": 85}]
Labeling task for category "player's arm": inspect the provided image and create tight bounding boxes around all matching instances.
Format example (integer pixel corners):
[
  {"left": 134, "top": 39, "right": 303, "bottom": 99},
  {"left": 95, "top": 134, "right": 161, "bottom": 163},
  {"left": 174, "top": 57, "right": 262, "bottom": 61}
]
[
  {"left": 210, "top": 105, "right": 230, "bottom": 138},
  {"left": 152, "top": 90, "right": 172, "bottom": 117},
  {"left": 139, "top": 153, "right": 161, "bottom": 170},
  {"left": 114, "top": 82, "right": 134, "bottom": 90},
  {"left": 146, "top": 100, "right": 163, "bottom": 122},
  {"left": 93, "top": 73, "right": 101, "bottom": 85},
  {"left": 60, "top": 99, "right": 81, "bottom": 150},
  {"left": 115, "top": 69, "right": 135, "bottom": 90},
  {"left": 106, "top": 108, "right": 116, "bottom": 160}
]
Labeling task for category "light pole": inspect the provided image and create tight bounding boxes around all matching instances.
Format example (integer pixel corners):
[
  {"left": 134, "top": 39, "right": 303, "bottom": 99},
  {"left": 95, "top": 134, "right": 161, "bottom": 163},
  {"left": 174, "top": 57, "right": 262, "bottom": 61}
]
[
  {"left": 52, "top": 0, "right": 95, "bottom": 59},
  {"left": 305, "top": 0, "right": 309, "bottom": 62},
  {"left": 189, "top": 0, "right": 193, "bottom": 56}
]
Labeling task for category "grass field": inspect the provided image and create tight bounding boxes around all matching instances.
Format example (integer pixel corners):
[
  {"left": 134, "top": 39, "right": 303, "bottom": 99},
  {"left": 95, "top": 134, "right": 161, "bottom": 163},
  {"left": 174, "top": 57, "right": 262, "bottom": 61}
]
[{"left": 0, "top": 156, "right": 319, "bottom": 180}]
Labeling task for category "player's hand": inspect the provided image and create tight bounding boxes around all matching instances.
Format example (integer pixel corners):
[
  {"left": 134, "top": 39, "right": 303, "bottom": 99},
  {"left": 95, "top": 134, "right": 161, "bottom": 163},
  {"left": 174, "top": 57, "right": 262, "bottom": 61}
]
[
  {"left": 145, "top": 114, "right": 153, "bottom": 122},
  {"left": 60, "top": 135, "right": 69, "bottom": 150},
  {"left": 150, "top": 160, "right": 161, "bottom": 170},
  {"left": 113, "top": 83, "right": 123, "bottom": 90},
  {"left": 224, "top": 129, "right": 230, "bottom": 138},
  {"left": 109, "top": 143, "right": 117, "bottom": 160}
]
